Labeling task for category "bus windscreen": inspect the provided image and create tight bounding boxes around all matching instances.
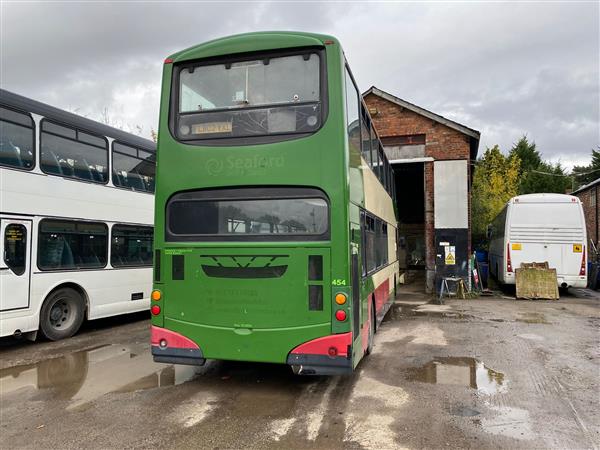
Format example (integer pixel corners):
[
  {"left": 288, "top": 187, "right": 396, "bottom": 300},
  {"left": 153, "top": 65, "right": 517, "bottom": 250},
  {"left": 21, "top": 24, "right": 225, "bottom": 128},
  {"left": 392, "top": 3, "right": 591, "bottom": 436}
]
[{"left": 175, "top": 52, "right": 322, "bottom": 140}]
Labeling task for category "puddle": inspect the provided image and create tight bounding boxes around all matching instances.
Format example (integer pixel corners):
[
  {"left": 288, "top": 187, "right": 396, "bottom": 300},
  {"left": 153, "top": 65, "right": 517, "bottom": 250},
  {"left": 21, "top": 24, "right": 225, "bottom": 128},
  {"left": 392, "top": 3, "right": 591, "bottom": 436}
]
[
  {"left": 394, "top": 304, "right": 474, "bottom": 320},
  {"left": 449, "top": 405, "right": 481, "bottom": 417},
  {"left": 0, "top": 343, "right": 200, "bottom": 408},
  {"left": 406, "top": 357, "right": 507, "bottom": 394},
  {"left": 516, "top": 312, "right": 549, "bottom": 324}
]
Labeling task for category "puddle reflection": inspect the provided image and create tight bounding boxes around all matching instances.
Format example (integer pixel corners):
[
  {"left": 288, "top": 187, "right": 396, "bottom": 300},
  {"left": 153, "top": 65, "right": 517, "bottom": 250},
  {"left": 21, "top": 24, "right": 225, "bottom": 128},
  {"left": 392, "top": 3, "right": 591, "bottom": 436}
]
[
  {"left": 406, "top": 357, "right": 507, "bottom": 394},
  {"left": 0, "top": 344, "right": 200, "bottom": 408}
]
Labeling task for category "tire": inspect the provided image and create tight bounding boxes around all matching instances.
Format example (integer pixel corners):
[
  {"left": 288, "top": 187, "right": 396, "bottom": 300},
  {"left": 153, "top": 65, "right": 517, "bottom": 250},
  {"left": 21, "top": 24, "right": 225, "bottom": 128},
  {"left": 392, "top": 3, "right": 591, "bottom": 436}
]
[
  {"left": 366, "top": 301, "right": 375, "bottom": 355},
  {"left": 40, "top": 287, "right": 85, "bottom": 341}
]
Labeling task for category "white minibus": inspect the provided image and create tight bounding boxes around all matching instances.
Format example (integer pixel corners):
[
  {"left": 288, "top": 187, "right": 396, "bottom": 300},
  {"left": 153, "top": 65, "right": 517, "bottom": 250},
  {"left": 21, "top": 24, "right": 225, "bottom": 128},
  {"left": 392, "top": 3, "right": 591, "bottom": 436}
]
[{"left": 489, "top": 193, "right": 587, "bottom": 289}]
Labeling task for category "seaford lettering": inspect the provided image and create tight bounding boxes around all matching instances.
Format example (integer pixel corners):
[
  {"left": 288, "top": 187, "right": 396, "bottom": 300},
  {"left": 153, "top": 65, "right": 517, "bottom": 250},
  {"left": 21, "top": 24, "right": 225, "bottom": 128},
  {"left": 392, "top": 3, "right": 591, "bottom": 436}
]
[
  {"left": 227, "top": 155, "right": 284, "bottom": 170},
  {"left": 205, "top": 156, "right": 285, "bottom": 175}
]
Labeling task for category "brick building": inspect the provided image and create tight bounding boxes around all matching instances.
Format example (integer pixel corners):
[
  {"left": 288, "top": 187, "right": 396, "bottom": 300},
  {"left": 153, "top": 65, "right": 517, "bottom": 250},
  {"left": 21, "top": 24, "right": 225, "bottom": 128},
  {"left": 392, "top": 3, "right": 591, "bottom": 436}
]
[
  {"left": 572, "top": 178, "right": 599, "bottom": 252},
  {"left": 363, "top": 87, "right": 480, "bottom": 292}
]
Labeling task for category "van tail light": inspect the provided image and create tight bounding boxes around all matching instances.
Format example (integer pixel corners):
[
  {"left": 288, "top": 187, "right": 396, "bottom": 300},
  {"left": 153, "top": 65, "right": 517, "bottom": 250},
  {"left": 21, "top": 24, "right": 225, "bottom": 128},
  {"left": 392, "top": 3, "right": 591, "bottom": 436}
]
[
  {"left": 580, "top": 247, "right": 586, "bottom": 276},
  {"left": 506, "top": 243, "right": 513, "bottom": 273}
]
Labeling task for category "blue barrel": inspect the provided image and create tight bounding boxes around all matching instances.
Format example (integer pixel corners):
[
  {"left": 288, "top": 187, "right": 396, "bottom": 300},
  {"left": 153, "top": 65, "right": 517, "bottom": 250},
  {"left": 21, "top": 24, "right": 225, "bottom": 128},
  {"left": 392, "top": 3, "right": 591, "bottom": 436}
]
[
  {"left": 479, "top": 262, "right": 489, "bottom": 288},
  {"left": 475, "top": 250, "right": 488, "bottom": 263}
]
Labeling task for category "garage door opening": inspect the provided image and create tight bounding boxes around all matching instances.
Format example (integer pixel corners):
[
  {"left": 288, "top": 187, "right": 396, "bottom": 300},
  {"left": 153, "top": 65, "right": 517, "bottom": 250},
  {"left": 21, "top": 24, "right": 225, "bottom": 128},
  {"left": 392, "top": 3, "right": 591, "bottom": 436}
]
[{"left": 393, "top": 162, "right": 425, "bottom": 279}]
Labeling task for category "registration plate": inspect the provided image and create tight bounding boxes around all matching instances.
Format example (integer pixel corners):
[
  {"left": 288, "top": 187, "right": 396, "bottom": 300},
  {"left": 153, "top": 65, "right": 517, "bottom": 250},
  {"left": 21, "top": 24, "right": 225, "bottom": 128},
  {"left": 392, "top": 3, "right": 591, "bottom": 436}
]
[{"left": 192, "top": 122, "right": 233, "bottom": 134}]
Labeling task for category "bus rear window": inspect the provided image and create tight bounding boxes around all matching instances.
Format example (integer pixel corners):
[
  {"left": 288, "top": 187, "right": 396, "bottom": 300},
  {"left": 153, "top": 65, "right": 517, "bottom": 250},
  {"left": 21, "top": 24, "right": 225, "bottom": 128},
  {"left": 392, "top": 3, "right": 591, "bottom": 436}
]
[
  {"left": 166, "top": 188, "right": 329, "bottom": 241},
  {"left": 174, "top": 51, "right": 323, "bottom": 142}
]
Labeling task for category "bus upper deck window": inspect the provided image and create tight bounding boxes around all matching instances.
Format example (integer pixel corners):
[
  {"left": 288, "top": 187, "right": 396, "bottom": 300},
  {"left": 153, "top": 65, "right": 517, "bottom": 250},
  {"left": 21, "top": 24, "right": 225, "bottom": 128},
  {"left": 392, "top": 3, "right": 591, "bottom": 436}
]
[{"left": 175, "top": 51, "right": 323, "bottom": 142}]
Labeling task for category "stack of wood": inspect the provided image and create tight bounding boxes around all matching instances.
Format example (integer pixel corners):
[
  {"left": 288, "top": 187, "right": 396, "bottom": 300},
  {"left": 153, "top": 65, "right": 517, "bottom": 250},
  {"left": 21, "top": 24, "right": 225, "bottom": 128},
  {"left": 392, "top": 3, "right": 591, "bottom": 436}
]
[{"left": 515, "top": 262, "right": 559, "bottom": 300}]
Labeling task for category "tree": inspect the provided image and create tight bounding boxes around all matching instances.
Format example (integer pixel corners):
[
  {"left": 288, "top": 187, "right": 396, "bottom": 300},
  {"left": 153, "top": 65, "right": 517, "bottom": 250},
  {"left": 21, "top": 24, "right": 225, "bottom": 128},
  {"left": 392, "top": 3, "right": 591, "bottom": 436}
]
[
  {"left": 518, "top": 161, "right": 572, "bottom": 194},
  {"left": 509, "top": 135, "right": 570, "bottom": 194},
  {"left": 509, "top": 135, "right": 541, "bottom": 173},
  {"left": 572, "top": 147, "right": 600, "bottom": 188},
  {"left": 472, "top": 146, "right": 520, "bottom": 245}
]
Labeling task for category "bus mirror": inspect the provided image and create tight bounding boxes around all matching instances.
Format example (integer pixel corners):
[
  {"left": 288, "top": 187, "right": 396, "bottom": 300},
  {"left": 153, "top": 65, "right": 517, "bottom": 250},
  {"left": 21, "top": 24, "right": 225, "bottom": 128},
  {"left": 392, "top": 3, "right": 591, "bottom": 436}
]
[{"left": 486, "top": 225, "right": 493, "bottom": 239}]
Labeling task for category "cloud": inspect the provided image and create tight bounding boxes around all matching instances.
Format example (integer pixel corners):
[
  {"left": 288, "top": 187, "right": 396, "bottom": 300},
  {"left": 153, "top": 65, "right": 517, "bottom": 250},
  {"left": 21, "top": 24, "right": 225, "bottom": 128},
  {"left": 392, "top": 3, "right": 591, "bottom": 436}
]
[{"left": 1, "top": 1, "right": 598, "bottom": 168}]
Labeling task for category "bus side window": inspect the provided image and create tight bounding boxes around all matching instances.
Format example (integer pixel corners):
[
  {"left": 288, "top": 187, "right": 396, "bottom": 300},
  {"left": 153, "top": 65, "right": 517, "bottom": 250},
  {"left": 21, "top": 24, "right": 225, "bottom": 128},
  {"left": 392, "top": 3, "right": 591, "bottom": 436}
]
[
  {"left": 40, "top": 120, "right": 108, "bottom": 183},
  {"left": 112, "top": 143, "right": 155, "bottom": 193},
  {"left": 111, "top": 225, "right": 153, "bottom": 267},
  {"left": 38, "top": 220, "right": 107, "bottom": 270},
  {"left": 0, "top": 106, "right": 35, "bottom": 170},
  {"left": 4, "top": 224, "right": 27, "bottom": 276},
  {"left": 360, "top": 210, "right": 367, "bottom": 277}
]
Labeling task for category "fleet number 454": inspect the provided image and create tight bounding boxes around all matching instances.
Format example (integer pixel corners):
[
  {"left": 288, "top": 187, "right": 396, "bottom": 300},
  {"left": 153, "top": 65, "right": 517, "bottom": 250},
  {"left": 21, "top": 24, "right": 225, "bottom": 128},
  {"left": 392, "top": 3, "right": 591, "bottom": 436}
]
[{"left": 332, "top": 279, "right": 347, "bottom": 286}]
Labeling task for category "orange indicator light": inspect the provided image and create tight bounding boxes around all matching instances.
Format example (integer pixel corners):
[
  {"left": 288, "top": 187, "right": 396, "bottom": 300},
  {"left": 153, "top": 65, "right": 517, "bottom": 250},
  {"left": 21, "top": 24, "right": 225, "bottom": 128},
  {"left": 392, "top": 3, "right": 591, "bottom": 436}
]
[{"left": 335, "top": 293, "right": 347, "bottom": 305}]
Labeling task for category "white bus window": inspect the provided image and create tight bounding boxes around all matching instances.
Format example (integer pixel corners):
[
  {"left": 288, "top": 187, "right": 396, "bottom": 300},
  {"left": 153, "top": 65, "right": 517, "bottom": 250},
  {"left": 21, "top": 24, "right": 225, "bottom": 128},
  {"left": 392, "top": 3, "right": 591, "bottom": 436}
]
[
  {"left": 38, "top": 220, "right": 108, "bottom": 270},
  {"left": 112, "top": 142, "right": 156, "bottom": 193},
  {"left": 111, "top": 225, "right": 153, "bottom": 267},
  {"left": 4, "top": 224, "right": 27, "bottom": 276},
  {"left": 40, "top": 120, "right": 108, "bottom": 183},
  {"left": 0, "top": 106, "right": 34, "bottom": 170}
]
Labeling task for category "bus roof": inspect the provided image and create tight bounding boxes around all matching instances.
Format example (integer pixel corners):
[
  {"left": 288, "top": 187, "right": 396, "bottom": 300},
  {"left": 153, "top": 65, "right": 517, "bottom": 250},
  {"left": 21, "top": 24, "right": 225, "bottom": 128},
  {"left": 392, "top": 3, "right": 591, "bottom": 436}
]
[
  {"left": 167, "top": 31, "right": 339, "bottom": 64},
  {"left": 511, "top": 193, "right": 580, "bottom": 204},
  {"left": 0, "top": 88, "right": 156, "bottom": 153}
]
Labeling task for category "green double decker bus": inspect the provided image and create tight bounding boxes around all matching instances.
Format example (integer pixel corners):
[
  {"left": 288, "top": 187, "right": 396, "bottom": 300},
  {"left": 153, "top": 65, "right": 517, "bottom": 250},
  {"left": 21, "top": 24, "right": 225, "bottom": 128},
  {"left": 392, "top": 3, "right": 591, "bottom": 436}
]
[{"left": 151, "top": 32, "right": 399, "bottom": 375}]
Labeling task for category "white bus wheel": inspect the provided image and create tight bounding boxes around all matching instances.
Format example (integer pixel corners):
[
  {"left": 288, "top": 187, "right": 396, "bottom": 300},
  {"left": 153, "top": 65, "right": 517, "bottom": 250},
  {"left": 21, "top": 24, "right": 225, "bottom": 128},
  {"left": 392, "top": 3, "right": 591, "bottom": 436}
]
[{"left": 40, "top": 288, "right": 85, "bottom": 341}]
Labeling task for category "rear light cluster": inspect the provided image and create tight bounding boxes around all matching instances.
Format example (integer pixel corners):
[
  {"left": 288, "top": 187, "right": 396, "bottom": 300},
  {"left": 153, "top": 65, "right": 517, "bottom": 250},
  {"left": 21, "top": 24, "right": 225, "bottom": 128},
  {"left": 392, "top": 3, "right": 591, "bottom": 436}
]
[
  {"left": 335, "top": 310, "right": 347, "bottom": 321},
  {"left": 506, "top": 243, "right": 513, "bottom": 273},
  {"left": 335, "top": 293, "right": 347, "bottom": 321},
  {"left": 580, "top": 247, "right": 586, "bottom": 276},
  {"left": 151, "top": 290, "right": 161, "bottom": 315}
]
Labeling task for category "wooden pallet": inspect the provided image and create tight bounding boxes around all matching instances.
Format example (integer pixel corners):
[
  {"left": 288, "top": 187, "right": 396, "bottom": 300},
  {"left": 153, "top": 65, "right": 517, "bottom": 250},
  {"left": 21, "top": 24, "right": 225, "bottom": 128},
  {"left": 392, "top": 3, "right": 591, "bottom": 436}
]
[{"left": 515, "top": 262, "right": 559, "bottom": 300}]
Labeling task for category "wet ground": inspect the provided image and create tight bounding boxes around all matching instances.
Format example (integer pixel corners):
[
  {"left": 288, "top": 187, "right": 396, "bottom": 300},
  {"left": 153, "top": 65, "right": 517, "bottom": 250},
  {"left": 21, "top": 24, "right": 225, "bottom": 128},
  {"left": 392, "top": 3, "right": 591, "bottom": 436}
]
[{"left": 1, "top": 286, "right": 599, "bottom": 449}]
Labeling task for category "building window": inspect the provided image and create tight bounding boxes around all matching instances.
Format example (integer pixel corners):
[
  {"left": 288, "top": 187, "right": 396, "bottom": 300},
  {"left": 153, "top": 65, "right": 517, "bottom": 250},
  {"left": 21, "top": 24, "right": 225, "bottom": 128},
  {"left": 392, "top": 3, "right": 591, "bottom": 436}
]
[{"left": 381, "top": 134, "right": 426, "bottom": 146}]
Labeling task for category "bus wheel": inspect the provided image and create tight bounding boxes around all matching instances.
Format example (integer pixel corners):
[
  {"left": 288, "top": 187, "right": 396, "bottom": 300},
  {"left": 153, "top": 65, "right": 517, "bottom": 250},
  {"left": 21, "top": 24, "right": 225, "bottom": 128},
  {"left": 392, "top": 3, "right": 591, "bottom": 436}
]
[
  {"left": 40, "top": 288, "right": 85, "bottom": 341},
  {"left": 366, "top": 301, "right": 375, "bottom": 355}
]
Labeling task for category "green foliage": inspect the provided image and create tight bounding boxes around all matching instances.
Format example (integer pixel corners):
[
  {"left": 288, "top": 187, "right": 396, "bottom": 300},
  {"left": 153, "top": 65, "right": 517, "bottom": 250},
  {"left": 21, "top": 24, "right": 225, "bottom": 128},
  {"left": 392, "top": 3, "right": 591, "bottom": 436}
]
[
  {"left": 472, "top": 146, "right": 520, "bottom": 244},
  {"left": 572, "top": 147, "right": 600, "bottom": 188},
  {"left": 509, "top": 135, "right": 571, "bottom": 194},
  {"left": 509, "top": 135, "right": 541, "bottom": 173},
  {"left": 518, "top": 161, "right": 572, "bottom": 194}
]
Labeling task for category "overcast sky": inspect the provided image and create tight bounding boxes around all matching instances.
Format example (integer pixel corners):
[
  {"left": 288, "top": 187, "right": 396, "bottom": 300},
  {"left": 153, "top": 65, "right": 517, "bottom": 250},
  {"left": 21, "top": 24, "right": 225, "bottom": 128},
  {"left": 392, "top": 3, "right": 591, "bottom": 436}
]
[{"left": 1, "top": 1, "right": 598, "bottom": 169}]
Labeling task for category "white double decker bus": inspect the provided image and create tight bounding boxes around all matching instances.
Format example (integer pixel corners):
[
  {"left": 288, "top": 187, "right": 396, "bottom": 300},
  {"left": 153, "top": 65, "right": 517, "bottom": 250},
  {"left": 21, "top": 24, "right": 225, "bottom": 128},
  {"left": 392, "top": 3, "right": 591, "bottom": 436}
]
[{"left": 1, "top": 89, "right": 155, "bottom": 341}]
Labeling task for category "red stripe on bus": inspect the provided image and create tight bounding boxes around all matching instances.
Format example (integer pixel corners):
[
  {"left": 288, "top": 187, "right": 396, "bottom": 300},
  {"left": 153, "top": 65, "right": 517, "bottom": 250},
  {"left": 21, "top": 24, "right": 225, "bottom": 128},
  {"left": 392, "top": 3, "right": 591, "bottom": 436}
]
[
  {"left": 151, "top": 325, "right": 199, "bottom": 349},
  {"left": 290, "top": 332, "right": 352, "bottom": 357},
  {"left": 374, "top": 278, "right": 390, "bottom": 314}
]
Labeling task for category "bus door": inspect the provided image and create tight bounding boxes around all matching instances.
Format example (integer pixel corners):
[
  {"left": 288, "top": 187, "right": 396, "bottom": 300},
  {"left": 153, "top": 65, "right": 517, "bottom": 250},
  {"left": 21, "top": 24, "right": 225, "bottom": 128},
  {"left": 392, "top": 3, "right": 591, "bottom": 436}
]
[{"left": 0, "top": 218, "right": 32, "bottom": 311}]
